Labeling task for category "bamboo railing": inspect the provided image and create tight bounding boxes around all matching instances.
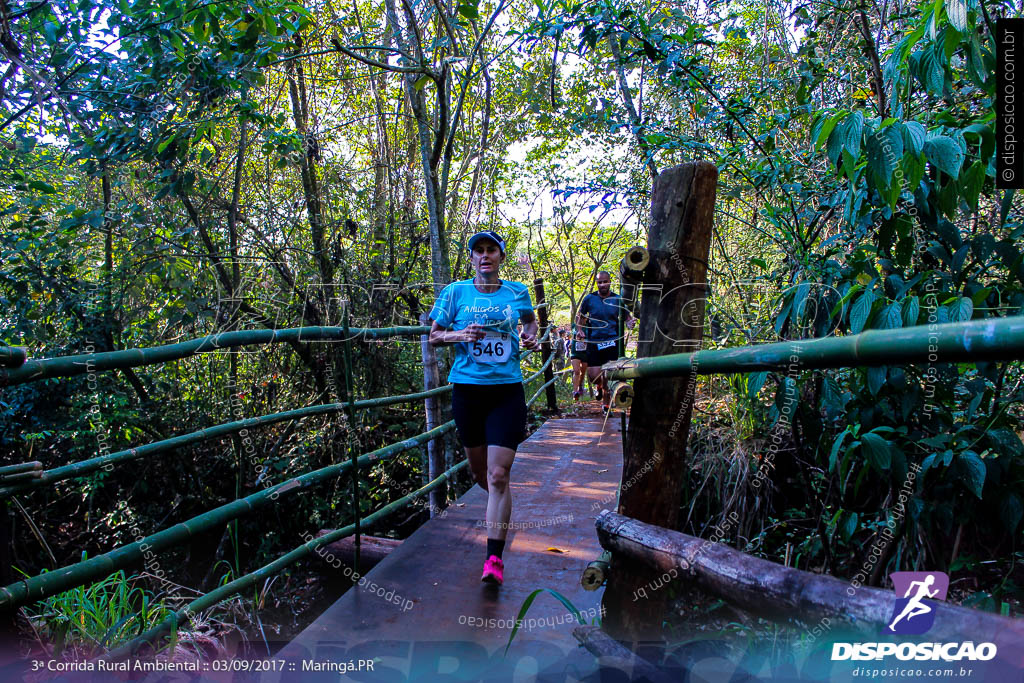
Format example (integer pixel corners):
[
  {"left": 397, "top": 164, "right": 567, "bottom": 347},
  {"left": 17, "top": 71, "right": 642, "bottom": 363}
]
[
  {"left": 1, "top": 317, "right": 563, "bottom": 658},
  {"left": 603, "top": 316, "right": 1024, "bottom": 381},
  {"left": 0, "top": 387, "right": 454, "bottom": 499},
  {"left": 0, "top": 345, "right": 26, "bottom": 369},
  {"left": 0, "top": 325, "right": 431, "bottom": 387},
  {"left": 104, "top": 458, "right": 471, "bottom": 659},
  {"left": 0, "top": 421, "right": 456, "bottom": 610}
]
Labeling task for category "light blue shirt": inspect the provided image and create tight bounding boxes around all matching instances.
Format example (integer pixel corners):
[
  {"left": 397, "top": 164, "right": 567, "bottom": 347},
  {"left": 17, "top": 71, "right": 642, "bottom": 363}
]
[{"left": 429, "top": 279, "right": 535, "bottom": 384}]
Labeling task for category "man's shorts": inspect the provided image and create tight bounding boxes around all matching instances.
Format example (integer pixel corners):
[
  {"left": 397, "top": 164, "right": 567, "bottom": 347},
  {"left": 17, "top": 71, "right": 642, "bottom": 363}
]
[
  {"left": 586, "top": 340, "right": 619, "bottom": 368},
  {"left": 451, "top": 382, "right": 527, "bottom": 450}
]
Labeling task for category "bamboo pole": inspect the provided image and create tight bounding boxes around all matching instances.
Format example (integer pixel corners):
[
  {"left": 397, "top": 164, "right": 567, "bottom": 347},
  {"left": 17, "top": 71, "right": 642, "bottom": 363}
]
[
  {"left": 618, "top": 247, "right": 647, "bottom": 327},
  {"left": 0, "top": 421, "right": 456, "bottom": 610},
  {"left": 581, "top": 550, "right": 612, "bottom": 591},
  {"left": 0, "top": 325, "right": 431, "bottom": 387},
  {"left": 420, "top": 314, "right": 446, "bottom": 516},
  {"left": 533, "top": 279, "right": 559, "bottom": 413},
  {"left": 341, "top": 305, "right": 361, "bottom": 575},
  {"left": 0, "top": 471, "right": 42, "bottom": 485},
  {"left": 0, "top": 387, "right": 454, "bottom": 499},
  {"left": 526, "top": 368, "right": 571, "bottom": 407},
  {"left": 102, "top": 458, "right": 469, "bottom": 660},
  {"left": 607, "top": 381, "right": 633, "bottom": 410},
  {"left": 0, "top": 462, "right": 42, "bottom": 477},
  {"left": 604, "top": 316, "right": 1024, "bottom": 381},
  {"left": 522, "top": 348, "right": 555, "bottom": 386},
  {"left": 620, "top": 246, "right": 650, "bottom": 275},
  {"left": 0, "top": 347, "right": 26, "bottom": 369}
]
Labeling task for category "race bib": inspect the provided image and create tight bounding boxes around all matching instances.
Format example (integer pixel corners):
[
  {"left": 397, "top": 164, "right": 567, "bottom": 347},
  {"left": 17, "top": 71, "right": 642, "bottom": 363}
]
[
  {"left": 469, "top": 331, "right": 512, "bottom": 364},
  {"left": 574, "top": 341, "right": 587, "bottom": 352},
  {"left": 596, "top": 340, "right": 616, "bottom": 350}
]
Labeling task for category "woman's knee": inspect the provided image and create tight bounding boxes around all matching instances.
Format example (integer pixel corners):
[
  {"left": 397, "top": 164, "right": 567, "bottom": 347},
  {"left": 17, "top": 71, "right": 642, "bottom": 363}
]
[{"left": 487, "top": 464, "right": 510, "bottom": 490}]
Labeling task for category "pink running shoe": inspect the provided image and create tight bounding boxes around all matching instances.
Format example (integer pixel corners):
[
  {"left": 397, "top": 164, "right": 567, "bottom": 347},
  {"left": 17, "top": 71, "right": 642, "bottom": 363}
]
[{"left": 481, "top": 555, "right": 504, "bottom": 585}]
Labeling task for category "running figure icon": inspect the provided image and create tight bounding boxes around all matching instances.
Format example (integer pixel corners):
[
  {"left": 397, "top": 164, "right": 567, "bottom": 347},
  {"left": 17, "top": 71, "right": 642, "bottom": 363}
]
[{"left": 888, "top": 574, "right": 939, "bottom": 631}]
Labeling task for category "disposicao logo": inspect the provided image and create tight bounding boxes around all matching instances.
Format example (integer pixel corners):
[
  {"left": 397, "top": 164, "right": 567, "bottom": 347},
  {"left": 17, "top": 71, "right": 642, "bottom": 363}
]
[
  {"left": 831, "top": 571, "right": 998, "bottom": 662},
  {"left": 884, "top": 571, "right": 949, "bottom": 635}
]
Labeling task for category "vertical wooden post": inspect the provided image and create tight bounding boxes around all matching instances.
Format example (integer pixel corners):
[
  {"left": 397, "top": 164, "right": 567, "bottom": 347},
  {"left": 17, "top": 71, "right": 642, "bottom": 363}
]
[
  {"left": 532, "top": 278, "right": 558, "bottom": 413},
  {"left": 420, "top": 313, "right": 446, "bottom": 515},
  {"left": 601, "top": 162, "right": 717, "bottom": 645}
]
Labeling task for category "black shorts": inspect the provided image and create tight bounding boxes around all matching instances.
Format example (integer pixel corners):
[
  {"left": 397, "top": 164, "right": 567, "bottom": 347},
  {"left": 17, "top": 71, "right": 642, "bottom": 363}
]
[
  {"left": 586, "top": 341, "right": 619, "bottom": 367},
  {"left": 570, "top": 342, "right": 588, "bottom": 362},
  {"left": 451, "top": 382, "right": 527, "bottom": 450}
]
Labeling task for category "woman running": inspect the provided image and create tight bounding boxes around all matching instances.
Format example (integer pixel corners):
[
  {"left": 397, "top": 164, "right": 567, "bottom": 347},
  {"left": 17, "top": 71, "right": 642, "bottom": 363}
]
[
  {"left": 428, "top": 230, "right": 540, "bottom": 586},
  {"left": 569, "top": 327, "right": 589, "bottom": 401}
]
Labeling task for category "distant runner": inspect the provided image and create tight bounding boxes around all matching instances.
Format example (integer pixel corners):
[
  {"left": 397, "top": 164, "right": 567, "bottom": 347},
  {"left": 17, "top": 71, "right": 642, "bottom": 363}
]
[
  {"left": 576, "top": 271, "right": 634, "bottom": 413},
  {"left": 428, "top": 231, "right": 540, "bottom": 586},
  {"left": 569, "top": 327, "right": 589, "bottom": 401}
]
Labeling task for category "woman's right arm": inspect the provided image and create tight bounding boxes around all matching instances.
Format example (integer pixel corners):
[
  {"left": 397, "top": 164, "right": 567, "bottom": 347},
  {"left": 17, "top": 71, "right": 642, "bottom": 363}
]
[{"left": 429, "top": 320, "right": 484, "bottom": 346}]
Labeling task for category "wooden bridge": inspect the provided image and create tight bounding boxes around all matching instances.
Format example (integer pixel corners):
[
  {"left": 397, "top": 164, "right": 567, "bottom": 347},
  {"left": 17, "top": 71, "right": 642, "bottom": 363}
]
[{"left": 267, "top": 417, "right": 624, "bottom": 680}]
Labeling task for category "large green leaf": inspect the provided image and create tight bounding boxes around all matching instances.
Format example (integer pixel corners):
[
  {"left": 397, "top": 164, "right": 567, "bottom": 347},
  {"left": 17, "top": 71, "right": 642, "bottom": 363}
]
[
  {"left": 849, "top": 288, "right": 874, "bottom": 333},
  {"left": 949, "top": 297, "right": 973, "bottom": 322},
  {"left": 901, "top": 121, "right": 927, "bottom": 156},
  {"left": 924, "top": 135, "right": 964, "bottom": 178},
  {"left": 28, "top": 180, "right": 56, "bottom": 194},
  {"left": 813, "top": 111, "right": 844, "bottom": 150},
  {"left": 902, "top": 296, "right": 920, "bottom": 327},
  {"left": 955, "top": 451, "right": 985, "bottom": 498},
  {"left": 945, "top": 0, "right": 967, "bottom": 32},
  {"left": 844, "top": 111, "right": 864, "bottom": 158},
  {"left": 961, "top": 160, "right": 986, "bottom": 210},
  {"left": 861, "top": 432, "right": 892, "bottom": 473},
  {"left": 747, "top": 371, "right": 768, "bottom": 399},
  {"left": 879, "top": 302, "right": 902, "bottom": 330},
  {"left": 829, "top": 427, "right": 851, "bottom": 471},
  {"left": 866, "top": 366, "right": 886, "bottom": 395},
  {"left": 820, "top": 375, "right": 845, "bottom": 414},
  {"left": 826, "top": 122, "right": 846, "bottom": 165},
  {"left": 986, "top": 428, "right": 1024, "bottom": 458}
]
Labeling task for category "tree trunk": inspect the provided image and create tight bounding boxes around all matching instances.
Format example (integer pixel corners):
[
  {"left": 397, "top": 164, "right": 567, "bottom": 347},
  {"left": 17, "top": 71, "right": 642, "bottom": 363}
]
[
  {"left": 383, "top": 0, "right": 452, "bottom": 292},
  {"left": 602, "top": 162, "right": 717, "bottom": 644}
]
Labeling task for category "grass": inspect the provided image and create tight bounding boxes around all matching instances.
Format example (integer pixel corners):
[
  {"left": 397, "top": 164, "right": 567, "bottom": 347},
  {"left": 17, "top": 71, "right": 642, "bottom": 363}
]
[
  {"left": 505, "top": 587, "right": 594, "bottom": 655},
  {"left": 18, "top": 557, "right": 177, "bottom": 657}
]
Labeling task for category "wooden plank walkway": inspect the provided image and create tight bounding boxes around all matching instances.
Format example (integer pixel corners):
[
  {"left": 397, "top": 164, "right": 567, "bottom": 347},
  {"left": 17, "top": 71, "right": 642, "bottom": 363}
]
[{"left": 261, "top": 417, "right": 624, "bottom": 681}]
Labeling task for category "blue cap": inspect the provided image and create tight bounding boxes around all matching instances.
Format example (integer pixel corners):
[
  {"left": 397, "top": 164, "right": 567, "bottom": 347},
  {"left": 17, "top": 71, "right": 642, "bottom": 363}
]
[{"left": 467, "top": 230, "right": 506, "bottom": 254}]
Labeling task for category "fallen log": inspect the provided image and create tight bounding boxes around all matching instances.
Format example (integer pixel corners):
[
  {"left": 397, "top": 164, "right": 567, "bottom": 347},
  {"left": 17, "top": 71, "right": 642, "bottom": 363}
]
[
  {"left": 312, "top": 533, "right": 400, "bottom": 574},
  {"left": 572, "top": 625, "right": 675, "bottom": 683},
  {"left": 596, "top": 510, "right": 1024, "bottom": 652}
]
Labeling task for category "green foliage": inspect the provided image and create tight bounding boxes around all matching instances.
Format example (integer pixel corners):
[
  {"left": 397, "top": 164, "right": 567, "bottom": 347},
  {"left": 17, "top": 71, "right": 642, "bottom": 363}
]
[
  {"left": 19, "top": 562, "right": 176, "bottom": 656},
  {"left": 523, "top": 0, "right": 1023, "bottom": 590}
]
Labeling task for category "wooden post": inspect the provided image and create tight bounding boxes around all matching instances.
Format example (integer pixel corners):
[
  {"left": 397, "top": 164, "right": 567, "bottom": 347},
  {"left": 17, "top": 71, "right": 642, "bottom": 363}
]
[
  {"left": 601, "top": 162, "right": 717, "bottom": 645},
  {"left": 420, "top": 313, "right": 446, "bottom": 515},
  {"left": 532, "top": 279, "right": 558, "bottom": 413}
]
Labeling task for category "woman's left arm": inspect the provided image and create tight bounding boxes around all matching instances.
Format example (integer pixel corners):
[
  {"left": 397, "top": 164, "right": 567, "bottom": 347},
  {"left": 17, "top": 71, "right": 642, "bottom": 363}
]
[{"left": 519, "top": 311, "right": 540, "bottom": 351}]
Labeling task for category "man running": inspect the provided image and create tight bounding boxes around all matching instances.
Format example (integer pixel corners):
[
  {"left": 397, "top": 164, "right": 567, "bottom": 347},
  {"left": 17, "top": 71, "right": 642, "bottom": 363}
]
[
  {"left": 576, "top": 271, "right": 633, "bottom": 413},
  {"left": 428, "top": 231, "right": 539, "bottom": 586}
]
